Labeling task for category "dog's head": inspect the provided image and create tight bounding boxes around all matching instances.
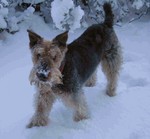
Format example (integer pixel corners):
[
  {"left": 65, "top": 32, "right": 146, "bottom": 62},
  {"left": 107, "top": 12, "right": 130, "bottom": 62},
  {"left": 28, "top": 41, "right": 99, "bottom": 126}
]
[{"left": 27, "top": 30, "right": 68, "bottom": 86}]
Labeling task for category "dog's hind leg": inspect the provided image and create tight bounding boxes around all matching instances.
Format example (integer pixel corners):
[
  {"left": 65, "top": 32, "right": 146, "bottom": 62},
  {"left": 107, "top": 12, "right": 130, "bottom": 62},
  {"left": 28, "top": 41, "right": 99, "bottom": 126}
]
[
  {"left": 101, "top": 43, "right": 122, "bottom": 97},
  {"left": 61, "top": 91, "right": 89, "bottom": 122},
  {"left": 27, "top": 89, "right": 55, "bottom": 128},
  {"left": 85, "top": 70, "right": 97, "bottom": 87}
]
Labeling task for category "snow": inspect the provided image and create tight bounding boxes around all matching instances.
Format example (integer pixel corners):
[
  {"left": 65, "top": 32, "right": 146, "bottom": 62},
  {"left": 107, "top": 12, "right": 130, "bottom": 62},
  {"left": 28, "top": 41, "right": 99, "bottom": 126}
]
[
  {"left": 7, "top": 6, "right": 35, "bottom": 32},
  {"left": 51, "top": 0, "right": 84, "bottom": 31},
  {"left": 70, "top": 6, "right": 84, "bottom": 31},
  {"left": 0, "top": 7, "right": 8, "bottom": 16},
  {"left": 0, "top": 15, "right": 7, "bottom": 29},
  {"left": 0, "top": 7, "right": 8, "bottom": 29},
  {"left": 51, "top": 0, "right": 75, "bottom": 30},
  {"left": 7, "top": 16, "right": 19, "bottom": 32},
  {"left": 132, "top": 0, "right": 144, "bottom": 10},
  {"left": 17, "top": 7, "right": 35, "bottom": 22},
  {"left": 0, "top": 0, "right": 8, "bottom": 6},
  {"left": 23, "top": 0, "right": 44, "bottom": 4},
  {"left": 0, "top": 15, "right": 150, "bottom": 139}
]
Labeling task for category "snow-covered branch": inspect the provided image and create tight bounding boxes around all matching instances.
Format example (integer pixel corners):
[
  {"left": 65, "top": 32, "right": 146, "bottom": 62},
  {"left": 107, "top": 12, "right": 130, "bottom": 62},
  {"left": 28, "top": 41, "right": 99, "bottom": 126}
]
[{"left": 0, "top": 0, "right": 150, "bottom": 35}]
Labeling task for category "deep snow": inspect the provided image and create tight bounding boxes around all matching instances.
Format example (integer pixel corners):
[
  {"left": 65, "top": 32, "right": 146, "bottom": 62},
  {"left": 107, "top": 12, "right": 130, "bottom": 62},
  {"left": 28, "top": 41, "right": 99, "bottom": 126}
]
[{"left": 0, "top": 15, "right": 150, "bottom": 139}]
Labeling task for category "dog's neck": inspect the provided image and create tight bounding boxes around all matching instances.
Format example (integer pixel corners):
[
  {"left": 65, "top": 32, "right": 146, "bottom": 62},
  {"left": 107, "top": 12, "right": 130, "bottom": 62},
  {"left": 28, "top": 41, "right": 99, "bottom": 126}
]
[
  {"left": 59, "top": 47, "right": 68, "bottom": 73},
  {"left": 59, "top": 58, "right": 66, "bottom": 73}
]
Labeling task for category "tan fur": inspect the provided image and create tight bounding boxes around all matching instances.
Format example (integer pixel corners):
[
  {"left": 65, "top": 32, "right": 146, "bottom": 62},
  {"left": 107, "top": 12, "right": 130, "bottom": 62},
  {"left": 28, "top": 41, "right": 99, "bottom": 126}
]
[
  {"left": 27, "top": 89, "right": 56, "bottom": 128},
  {"left": 101, "top": 42, "right": 123, "bottom": 96},
  {"left": 85, "top": 70, "right": 97, "bottom": 87},
  {"left": 29, "top": 40, "right": 67, "bottom": 87},
  {"left": 27, "top": 31, "right": 70, "bottom": 128},
  {"left": 27, "top": 28, "right": 122, "bottom": 128},
  {"left": 60, "top": 92, "right": 89, "bottom": 122},
  {"left": 27, "top": 30, "right": 89, "bottom": 127}
]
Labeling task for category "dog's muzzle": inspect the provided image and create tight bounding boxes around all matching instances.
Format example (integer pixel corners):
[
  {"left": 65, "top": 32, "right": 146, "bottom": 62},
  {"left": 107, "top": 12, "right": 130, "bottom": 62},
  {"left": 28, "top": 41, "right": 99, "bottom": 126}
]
[
  {"left": 36, "top": 63, "right": 50, "bottom": 81},
  {"left": 36, "top": 69, "right": 51, "bottom": 81},
  {"left": 36, "top": 72, "right": 48, "bottom": 81}
]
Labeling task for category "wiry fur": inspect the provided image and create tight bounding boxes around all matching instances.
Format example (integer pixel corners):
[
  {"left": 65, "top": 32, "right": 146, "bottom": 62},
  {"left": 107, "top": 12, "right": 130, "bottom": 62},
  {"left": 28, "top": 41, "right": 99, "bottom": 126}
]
[
  {"left": 85, "top": 70, "right": 97, "bottom": 87},
  {"left": 27, "top": 2, "right": 122, "bottom": 128}
]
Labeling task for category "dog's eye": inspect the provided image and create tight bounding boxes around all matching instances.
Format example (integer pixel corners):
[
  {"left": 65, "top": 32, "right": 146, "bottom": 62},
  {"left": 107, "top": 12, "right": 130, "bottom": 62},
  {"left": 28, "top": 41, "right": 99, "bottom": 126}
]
[
  {"left": 53, "top": 55, "right": 57, "bottom": 61},
  {"left": 37, "top": 54, "right": 41, "bottom": 59}
]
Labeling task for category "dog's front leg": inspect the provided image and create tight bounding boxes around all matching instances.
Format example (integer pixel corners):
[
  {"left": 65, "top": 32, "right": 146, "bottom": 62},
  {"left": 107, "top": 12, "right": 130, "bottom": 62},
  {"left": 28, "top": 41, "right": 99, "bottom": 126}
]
[
  {"left": 27, "top": 88, "right": 55, "bottom": 128},
  {"left": 61, "top": 91, "right": 90, "bottom": 122}
]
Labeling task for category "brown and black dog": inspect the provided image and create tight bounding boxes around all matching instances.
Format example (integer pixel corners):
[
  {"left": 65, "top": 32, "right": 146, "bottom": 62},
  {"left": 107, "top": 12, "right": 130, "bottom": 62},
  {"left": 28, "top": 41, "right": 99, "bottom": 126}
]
[{"left": 27, "top": 3, "right": 122, "bottom": 128}]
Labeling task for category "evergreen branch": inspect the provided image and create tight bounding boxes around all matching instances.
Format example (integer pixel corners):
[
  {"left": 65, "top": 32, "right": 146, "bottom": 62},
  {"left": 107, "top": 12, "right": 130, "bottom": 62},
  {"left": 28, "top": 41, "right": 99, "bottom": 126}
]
[{"left": 129, "top": 7, "right": 149, "bottom": 23}]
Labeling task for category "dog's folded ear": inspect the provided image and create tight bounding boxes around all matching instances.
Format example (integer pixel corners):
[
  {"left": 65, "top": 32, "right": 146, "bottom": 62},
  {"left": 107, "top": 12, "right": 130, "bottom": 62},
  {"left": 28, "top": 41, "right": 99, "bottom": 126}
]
[
  {"left": 53, "top": 31, "right": 68, "bottom": 46},
  {"left": 27, "top": 30, "right": 43, "bottom": 48}
]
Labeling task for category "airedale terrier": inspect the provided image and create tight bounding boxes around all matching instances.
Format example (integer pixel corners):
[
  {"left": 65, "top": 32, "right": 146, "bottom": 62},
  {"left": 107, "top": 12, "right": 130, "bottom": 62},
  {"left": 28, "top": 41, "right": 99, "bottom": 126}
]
[{"left": 27, "top": 3, "right": 122, "bottom": 128}]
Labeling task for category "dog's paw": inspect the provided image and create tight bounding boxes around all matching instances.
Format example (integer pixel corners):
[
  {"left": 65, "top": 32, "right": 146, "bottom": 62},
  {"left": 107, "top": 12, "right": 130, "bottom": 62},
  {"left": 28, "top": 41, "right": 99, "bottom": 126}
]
[
  {"left": 85, "top": 78, "right": 96, "bottom": 87},
  {"left": 106, "top": 89, "right": 116, "bottom": 97},
  {"left": 85, "top": 82, "right": 96, "bottom": 87},
  {"left": 74, "top": 113, "right": 89, "bottom": 122},
  {"left": 27, "top": 115, "right": 49, "bottom": 128}
]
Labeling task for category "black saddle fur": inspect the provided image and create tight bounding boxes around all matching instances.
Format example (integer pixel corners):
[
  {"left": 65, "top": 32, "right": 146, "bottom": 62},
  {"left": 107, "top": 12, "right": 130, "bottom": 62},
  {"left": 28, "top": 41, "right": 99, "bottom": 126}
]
[{"left": 57, "top": 3, "right": 115, "bottom": 93}]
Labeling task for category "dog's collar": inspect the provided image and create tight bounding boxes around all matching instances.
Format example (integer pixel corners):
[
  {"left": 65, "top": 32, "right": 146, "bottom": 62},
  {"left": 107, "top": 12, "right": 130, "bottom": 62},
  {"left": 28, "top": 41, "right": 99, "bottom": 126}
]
[{"left": 59, "top": 59, "right": 66, "bottom": 73}]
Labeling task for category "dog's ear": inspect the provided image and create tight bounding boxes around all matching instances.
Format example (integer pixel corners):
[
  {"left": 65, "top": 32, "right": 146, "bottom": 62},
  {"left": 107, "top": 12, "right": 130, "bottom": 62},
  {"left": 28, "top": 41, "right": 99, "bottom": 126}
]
[
  {"left": 53, "top": 31, "right": 68, "bottom": 46},
  {"left": 27, "top": 30, "right": 43, "bottom": 48}
]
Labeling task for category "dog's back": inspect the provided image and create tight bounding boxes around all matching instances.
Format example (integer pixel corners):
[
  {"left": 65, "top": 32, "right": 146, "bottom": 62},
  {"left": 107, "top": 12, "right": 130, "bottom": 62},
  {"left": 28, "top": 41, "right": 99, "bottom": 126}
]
[{"left": 60, "top": 3, "right": 122, "bottom": 94}]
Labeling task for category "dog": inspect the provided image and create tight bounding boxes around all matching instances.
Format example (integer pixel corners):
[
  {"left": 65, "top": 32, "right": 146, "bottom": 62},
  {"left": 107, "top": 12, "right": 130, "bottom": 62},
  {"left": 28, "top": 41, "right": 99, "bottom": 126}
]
[{"left": 27, "top": 3, "right": 122, "bottom": 128}]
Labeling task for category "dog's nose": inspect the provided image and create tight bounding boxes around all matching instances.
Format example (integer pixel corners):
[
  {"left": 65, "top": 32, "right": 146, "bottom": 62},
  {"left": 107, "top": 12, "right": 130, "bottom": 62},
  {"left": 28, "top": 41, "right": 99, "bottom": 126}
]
[{"left": 36, "top": 72, "right": 47, "bottom": 81}]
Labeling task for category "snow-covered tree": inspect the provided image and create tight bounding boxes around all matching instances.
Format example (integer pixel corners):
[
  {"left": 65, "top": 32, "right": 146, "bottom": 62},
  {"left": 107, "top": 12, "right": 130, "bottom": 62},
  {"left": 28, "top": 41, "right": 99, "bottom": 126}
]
[
  {"left": 0, "top": 0, "right": 36, "bottom": 33},
  {"left": 7, "top": 6, "right": 35, "bottom": 32},
  {"left": 51, "top": 0, "right": 84, "bottom": 31},
  {"left": 0, "top": 0, "right": 9, "bottom": 32},
  {"left": 40, "top": 0, "right": 53, "bottom": 23},
  {"left": 77, "top": 0, "right": 150, "bottom": 26},
  {"left": 0, "top": 0, "right": 150, "bottom": 35}
]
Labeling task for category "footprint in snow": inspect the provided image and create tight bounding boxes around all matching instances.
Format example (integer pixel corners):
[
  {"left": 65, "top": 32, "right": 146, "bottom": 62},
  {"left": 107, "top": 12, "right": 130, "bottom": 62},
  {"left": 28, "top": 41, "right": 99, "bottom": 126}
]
[
  {"left": 121, "top": 73, "right": 149, "bottom": 88},
  {"left": 128, "top": 78, "right": 149, "bottom": 88}
]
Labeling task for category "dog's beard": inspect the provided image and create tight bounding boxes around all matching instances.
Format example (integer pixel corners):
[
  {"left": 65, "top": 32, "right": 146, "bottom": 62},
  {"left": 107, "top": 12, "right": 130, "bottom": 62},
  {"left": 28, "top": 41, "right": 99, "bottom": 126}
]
[{"left": 29, "top": 67, "right": 63, "bottom": 88}]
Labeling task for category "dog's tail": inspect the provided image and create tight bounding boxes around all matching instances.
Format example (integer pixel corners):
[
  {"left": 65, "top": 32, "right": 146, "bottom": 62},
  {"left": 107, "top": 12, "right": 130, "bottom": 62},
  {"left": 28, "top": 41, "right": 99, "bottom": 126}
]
[{"left": 103, "top": 2, "right": 114, "bottom": 28}]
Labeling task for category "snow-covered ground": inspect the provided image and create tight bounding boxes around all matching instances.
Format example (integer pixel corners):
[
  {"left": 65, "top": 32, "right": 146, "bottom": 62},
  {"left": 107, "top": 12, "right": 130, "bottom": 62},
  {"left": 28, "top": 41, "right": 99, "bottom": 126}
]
[{"left": 0, "top": 15, "right": 150, "bottom": 139}]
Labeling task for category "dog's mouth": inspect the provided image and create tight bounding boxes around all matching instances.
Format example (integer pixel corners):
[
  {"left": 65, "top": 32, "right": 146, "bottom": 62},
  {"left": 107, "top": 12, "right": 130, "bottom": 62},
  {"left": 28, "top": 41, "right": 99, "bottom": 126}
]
[
  {"left": 30, "top": 68, "right": 62, "bottom": 86},
  {"left": 36, "top": 71, "right": 49, "bottom": 82}
]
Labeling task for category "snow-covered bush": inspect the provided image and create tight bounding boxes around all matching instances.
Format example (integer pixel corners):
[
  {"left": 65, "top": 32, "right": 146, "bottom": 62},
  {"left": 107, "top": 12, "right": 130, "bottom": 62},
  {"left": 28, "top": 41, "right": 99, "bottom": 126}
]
[
  {"left": 40, "top": 0, "right": 53, "bottom": 23},
  {"left": 0, "top": 0, "right": 36, "bottom": 33},
  {"left": 0, "top": 0, "right": 150, "bottom": 35},
  {"left": 77, "top": 0, "right": 150, "bottom": 26},
  {"left": 44, "top": 0, "right": 150, "bottom": 27},
  {"left": 0, "top": 0, "right": 9, "bottom": 32},
  {"left": 8, "top": 0, "right": 44, "bottom": 5},
  {"left": 51, "top": 0, "right": 84, "bottom": 31},
  {"left": 7, "top": 6, "right": 35, "bottom": 32},
  {"left": 132, "top": 0, "right": 145, "bottom": 10}
]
